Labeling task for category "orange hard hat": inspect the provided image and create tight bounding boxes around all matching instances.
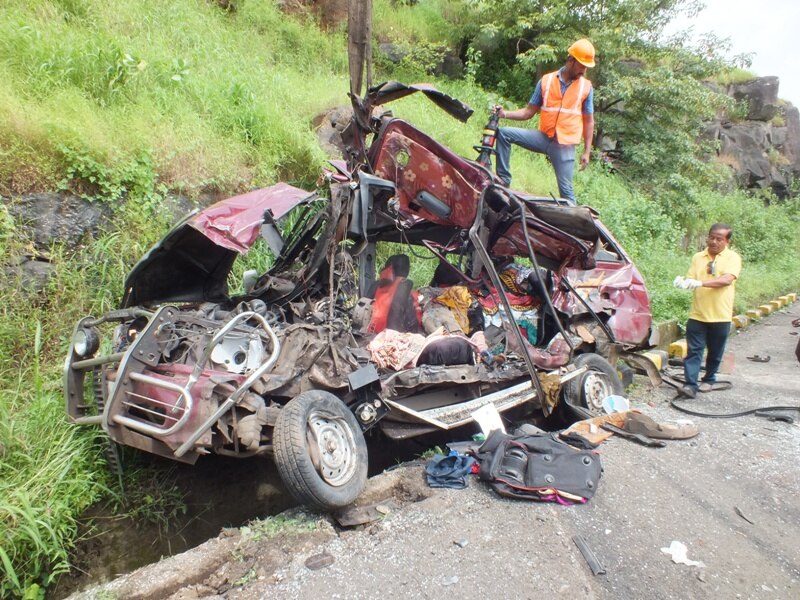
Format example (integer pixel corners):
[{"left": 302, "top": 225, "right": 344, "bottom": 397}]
[{"left": 568, "top": 38, "right": 596, "bottom": 68}]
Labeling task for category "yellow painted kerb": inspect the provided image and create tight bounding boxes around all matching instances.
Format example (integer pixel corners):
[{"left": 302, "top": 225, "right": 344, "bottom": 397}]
[
  {"left": 668, "top": 339, "right": 688, "bottom": 359},
  {"left": 731, "top": 315, "right": 749, "bottom": 329}
]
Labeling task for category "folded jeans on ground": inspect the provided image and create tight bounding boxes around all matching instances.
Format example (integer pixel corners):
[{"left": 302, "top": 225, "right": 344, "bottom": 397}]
[{"left": 425, "top": 453, "right": 476, "bottom": 489}]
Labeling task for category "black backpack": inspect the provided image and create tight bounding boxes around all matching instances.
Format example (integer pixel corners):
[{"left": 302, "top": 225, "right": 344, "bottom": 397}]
[{"left": 475, "top": 429, "right": 602, "bottom": 504}]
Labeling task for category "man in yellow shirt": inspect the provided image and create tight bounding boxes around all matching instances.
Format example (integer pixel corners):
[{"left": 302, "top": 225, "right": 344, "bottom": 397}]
[{"left": 673, "top": 224, "right": 742, "bottom": 398}]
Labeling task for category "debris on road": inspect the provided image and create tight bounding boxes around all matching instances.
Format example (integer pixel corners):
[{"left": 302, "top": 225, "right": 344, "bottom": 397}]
[
  {"left": 334, "top": 499, "right": 399, "bottom": 527},
  {"left": 305, "top": 552, "right": 335, "bottom": 571},
  {"left": 475, "top": 429, "right": 602, "bottom": 504},
  {"left": 734, "top": 506, "right": 755, "bottom": 525},
  {"left": 746, "top": 354, "right": 771, "bottom": 362},
  {"left": 573, "top": 535, "right": 607, "bottom": 576},
  {"left": 660, "top": 541, "right": 706, "bottom": 568}
]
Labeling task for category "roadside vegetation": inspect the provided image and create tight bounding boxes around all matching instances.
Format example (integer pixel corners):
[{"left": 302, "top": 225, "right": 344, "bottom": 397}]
[{"left": 1, "top": 0, "right": 799, "bottom": 596}]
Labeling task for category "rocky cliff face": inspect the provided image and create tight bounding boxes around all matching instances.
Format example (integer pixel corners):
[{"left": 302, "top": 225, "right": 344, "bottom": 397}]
[{"left": 706, "top": 76, "right": 800, "bottom": 198}]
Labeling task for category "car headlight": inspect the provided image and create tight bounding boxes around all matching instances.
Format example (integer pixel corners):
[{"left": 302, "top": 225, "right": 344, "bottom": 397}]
[{"left": 73, "top": 327, "right": 100, "bottom": 358}]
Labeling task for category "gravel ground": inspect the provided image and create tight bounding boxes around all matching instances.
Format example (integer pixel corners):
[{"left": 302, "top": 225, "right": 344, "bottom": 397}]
[{"left": 69, "top": 305, "right": 800, "bottom": 600}]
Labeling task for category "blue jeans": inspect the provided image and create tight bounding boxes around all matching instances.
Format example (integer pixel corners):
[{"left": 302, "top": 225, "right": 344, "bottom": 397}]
[
  {"left": 684, "top": 319, "right": 730, "bottom": 390},
  {"left": 495, "top": 127, "right": 577, "bottom": 204}
]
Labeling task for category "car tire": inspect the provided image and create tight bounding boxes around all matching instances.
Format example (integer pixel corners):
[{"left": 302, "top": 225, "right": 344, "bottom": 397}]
[
  {"left": 562, "top": 353, "right": 624, "bottom": 416},
  {"left": 274, "top": 390, "right": 368, "bottom": 510}
]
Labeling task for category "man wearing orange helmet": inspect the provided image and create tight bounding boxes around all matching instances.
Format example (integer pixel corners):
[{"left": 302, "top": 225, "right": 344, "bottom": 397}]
[{"left": 494, "top": 38, "right": 596, "bottom": 204}]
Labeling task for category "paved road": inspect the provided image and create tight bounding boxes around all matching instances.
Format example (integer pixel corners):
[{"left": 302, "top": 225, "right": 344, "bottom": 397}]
[
  {"left": 565, "top": 305, "right": 800, "bottom": 599},
  {"left": 71, "top": 305, "right": 800, "bottom": 600}
]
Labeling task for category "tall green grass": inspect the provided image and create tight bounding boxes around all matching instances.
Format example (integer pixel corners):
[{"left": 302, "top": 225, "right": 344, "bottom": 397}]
[
  {"left": 0, "top": 321, "right": 109, "bottom": 597},
  {"left": 373, "top": 0, "right": 470, "bottom": 45},
  {"left": 0, "top": 181, "right": 180, "bottom": 596},
  {"left": 0, "top": 0, "right": 349, "bottom": 197}
]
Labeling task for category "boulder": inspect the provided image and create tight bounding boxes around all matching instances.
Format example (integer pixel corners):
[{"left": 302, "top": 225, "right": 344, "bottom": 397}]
[
  {"left": 718, "top": 122, "right": 771, "bottom": 188},
  {"left": 597, "top": 134, "right": 617, "bottom": 152},
  {"left": 769, "top": 126, "right": 787, "bottom": 148},
  {"left": 378, "top": 43, "right": 407, "bottom": 64},
  {"left": 440, "top": 54, "right": 464, "bottom": 79},
  {"left": 312, "top": 106, "right": 354, "bottom": 159},
  {"left": 5, "top": 192, "right": 113, "bottom": 251},
  {"left": 783, "top": 104, "right": 800, "bottom": 172},
  {"left": 730, "top": 76, "right": 779, "bottom": 121},
  {"left": 700, "top": 121, "right": 721, "bottom": 143},
  {"left": 4, "top": 255, "right": 57, "bottom": 296},
  {"left": 769, "top": 166, "right": 789, "bottom": 198}
]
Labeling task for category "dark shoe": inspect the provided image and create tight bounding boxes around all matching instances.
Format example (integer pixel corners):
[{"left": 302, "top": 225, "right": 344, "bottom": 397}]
[{"left": 677, "top": 385, "right": 696, "bottom": 399}]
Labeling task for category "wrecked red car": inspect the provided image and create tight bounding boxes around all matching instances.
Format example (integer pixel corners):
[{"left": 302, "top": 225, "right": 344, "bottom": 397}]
[{"left": 65, "top": 82, "right": 653, "bottom": 510}]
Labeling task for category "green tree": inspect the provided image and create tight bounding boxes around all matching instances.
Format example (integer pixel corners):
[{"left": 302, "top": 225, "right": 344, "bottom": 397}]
[{"left": 464, "top": 0, "right": 734, "bottom": 190}]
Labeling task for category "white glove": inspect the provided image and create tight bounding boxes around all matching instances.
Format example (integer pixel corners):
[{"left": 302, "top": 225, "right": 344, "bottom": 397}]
[
  {"left": 683, "top": 278, "right": 703, "bottom": 289},
  {"left": 673, "top": 276, "right": 703, "bottom": 290}
]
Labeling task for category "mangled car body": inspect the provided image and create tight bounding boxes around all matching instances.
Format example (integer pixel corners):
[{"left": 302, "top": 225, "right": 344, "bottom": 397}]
[{"left": 65, "top": 82, "right": 652, "bottom": 509}]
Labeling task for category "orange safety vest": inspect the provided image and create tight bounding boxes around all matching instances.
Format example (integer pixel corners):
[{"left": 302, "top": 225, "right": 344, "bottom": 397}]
[{"left": 538, "top": 71, "right": 592, "bottom": 145}]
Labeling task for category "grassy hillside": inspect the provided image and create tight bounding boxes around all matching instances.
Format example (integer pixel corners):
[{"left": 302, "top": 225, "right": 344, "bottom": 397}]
[
  {"left": 0, "top": 0, "right": 350, "bottom": 197},
  {"left": 0, "top": 1, "right": 798, "bottom": 596}
]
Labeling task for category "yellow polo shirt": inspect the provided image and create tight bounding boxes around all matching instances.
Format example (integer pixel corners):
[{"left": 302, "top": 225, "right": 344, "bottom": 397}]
[{"left": 687, "top": 246, "right": 742, "bottom": 323}]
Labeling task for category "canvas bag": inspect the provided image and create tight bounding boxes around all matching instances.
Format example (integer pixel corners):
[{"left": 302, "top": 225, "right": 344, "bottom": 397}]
[{"left": 475, "top": 429, "right": 602, "bottom": 504}]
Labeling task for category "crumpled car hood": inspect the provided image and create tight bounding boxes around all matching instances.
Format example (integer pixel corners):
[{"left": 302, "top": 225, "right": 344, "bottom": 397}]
[
  {"left": 121, "top": 183, "right": 315, "bottom": 308},
  {"left": 365, "top": 81, "right": 474, "bottom": 123}
]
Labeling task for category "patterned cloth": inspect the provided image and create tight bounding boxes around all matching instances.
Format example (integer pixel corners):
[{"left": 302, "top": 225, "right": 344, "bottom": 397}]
[
  {"left": 368, "top": 328, "right": 486, "bottom": 371},
  {"left": 433, "top": 285, "right": 473, "bottom": 333}
]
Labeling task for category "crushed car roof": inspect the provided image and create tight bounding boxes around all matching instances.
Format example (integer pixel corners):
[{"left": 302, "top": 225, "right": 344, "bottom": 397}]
[{"left": 121, "top": 183, "right": 316, "bottom": 307}]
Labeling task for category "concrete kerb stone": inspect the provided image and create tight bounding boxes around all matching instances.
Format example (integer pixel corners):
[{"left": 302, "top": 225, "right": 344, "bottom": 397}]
[
  {"left": 647, "top": 319, "right": 679, "bottom": 350},
  {"left": 759, "top": 304, "right": 774, "bottom": 315},
  {"left": 732, "top": 315, "right": 749, "bottom": 329},
  {"left": 668, "top": 339, "right": 688, "bottom": 359}
]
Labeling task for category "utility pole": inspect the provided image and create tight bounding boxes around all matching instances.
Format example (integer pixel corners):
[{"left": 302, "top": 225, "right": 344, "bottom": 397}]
[{"left": 348, "top": 0, "right": 373, "bottom": 97}]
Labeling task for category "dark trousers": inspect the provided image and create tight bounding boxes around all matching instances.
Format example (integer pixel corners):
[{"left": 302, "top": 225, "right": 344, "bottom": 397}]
[{"left": 684, "top": 319, "right": 730, "bottom": 390}]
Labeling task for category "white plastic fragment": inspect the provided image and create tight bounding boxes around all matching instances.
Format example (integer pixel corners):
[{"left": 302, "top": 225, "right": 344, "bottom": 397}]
[
  {"left": 601, "top": 394, "right": 629, "bottom": 414},
  {"left": 472, "top": 403, "right": 505, "bottom": 435},
  {"left": 660, "top": 541, "right": 705, "bottom": 567}
]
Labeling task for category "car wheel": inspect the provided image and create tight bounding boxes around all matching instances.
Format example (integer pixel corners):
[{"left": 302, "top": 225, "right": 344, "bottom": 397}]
[
  {"left": 274, "top": 390, "right": 368, "bottom": 510},
  {"left": 563, "top": 353, "right": 624, "bottom": 416}
]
